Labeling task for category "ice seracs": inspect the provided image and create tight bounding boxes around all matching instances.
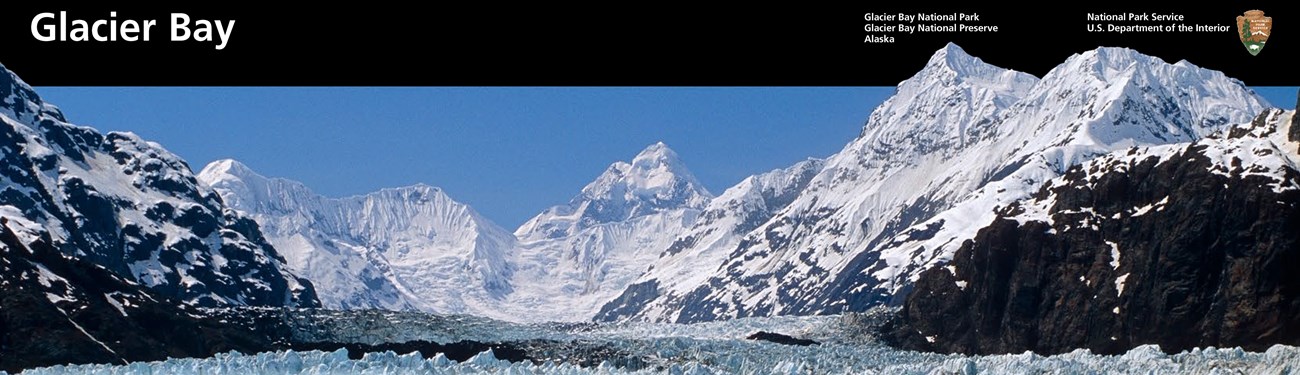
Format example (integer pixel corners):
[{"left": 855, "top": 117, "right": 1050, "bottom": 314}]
[{"left": 20, "top": 311, "right": 1300, "bottom": 375}]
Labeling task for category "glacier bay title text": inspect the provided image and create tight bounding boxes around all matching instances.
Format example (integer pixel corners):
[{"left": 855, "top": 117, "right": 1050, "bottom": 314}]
[{"left": 31, "top": 11, "right": 236, "bottom": 50}]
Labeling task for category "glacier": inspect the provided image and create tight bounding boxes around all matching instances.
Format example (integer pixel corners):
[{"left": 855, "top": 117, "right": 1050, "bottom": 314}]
[{"left": 17, "top": 310, "right": 1300, "bottom": 374}]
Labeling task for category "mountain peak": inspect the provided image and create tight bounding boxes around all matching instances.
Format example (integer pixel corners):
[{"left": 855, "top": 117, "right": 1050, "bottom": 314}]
[
  {"left": 200, "top": 158, "right": 260, "bottom": 180},
  {"left": 583, "top": 142, "right": 709, "bottom": 204},
  {"left": 1054, "top": 46, "right": 1240, "bottom": 90},
  {"left": 1062, "top": 46, "right": 1167, "bottom": 80},
  {"left": 1023, "top": 45, "right": 1268, "bottom": 145},
  {"left": 198, "top": 159, "right": 518, "bottom": 312},
  {"left": 516, "top": 142, "right": 712, "bottom": 240},
  {"left": 919, "top": 43, "right": 1021, "bottom": 80},
  {"left": 926, "top": 42, "right": 972, "bottom": 65},
  {"left": 371, "top": 183, "right": 453, "bottom": 202},
  {"left": 627, "top": 141, "right": 692, "bottom": 180},
  {"left": 632, "top": 141, "right": 676, "bottom": 164},
  {"left": 640, "top": 140, "right": 670, "bottom": 153},
  {"left": 845, "top": 43, "right": 1037, "bottom": 161},
  {"left": 0, "top": 62, "right": 66, "bottom": 124}
]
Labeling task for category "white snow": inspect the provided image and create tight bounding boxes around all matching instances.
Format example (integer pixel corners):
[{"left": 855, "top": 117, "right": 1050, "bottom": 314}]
[
  {"left": 180, "top": 44, "right": 1281, "bottom": 325},
  {"left": 152, "top": 44, "right": 1288, "bottom": 327},
  {"left": 33, "top": 263, "right": 65, "bottom": 289},
  {"left": 505, "top": 141, "right": 715, "bottom": 321},
  {"left": 0, "top": 205, "right": 44, "bottom": 245},
  {"left": 0, "top": 76, "right": 311, "bottom": 308},
  {"left": 200, "top": 159, "right": 516, "bottom": 313},
  {"left": 200, "top": 142, "right": 712, "bottom": 322},
  {"left": 1130, "top": 197, "right": 1169, "bottom": 217},
  {"left": 103, "top": 293, "right": 129, "bottom": 316},
  {"left": 514, "top": 142, "right": 712, "bottom": 242},
  {"left": 45, "top": 292, "right": 73, "bottom": 304},
  {"left": 61, "top": 316, "right": 123, "bottom": 364},
  {"left": 1116, "top": 273, "right": 1130, "bottom": 297},
  {"left": 1107, "top": 241, "right": 1121, "bottom": 269},
  {"left": 620, "top": 44, "right": 1270, "bottom": 322}
]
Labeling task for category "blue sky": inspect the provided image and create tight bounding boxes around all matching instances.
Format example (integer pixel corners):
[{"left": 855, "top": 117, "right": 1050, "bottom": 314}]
[
  {"left": 35, "top": 87, "right": 1300, "bottom": 228},
  {"left": 36, "top": 87, "right": 888, "bottom": 227}
]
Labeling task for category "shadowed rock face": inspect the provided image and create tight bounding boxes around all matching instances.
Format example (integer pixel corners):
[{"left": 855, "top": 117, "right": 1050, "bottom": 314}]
[
  {"left": 0, "top": 64, "right": 319, "bottom": 309},
  {"left": 0, "top": 219, "right": 288, "bottom": 373},
  {"left": 1, "top": 61, "right": 321, "bottom": 372},
  {"left": 886, "top": 111, "right": 1300, "bottom": 355}
]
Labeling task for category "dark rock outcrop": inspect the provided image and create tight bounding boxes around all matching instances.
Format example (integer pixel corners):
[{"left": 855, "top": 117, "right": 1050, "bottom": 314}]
[
  {"left": 0, "top": 218, "right": 283, "bottom": 373},
  {"left": 290, "top": 339, "right": 646, "bottom": 368},
  {"left": 594, "top": 280, "right": 659, "bottom": 322},
  {"left": 0, "top": 63, "right": 318, "bottom": 308},
  {"left": 0, "top": 61, "right": 322, "bottom": 371},
  {"left": 886, "top": 111, "right": 1300, "bottom": 355},
  {"left": 745, "top": 331, "right": 819, "bottom": 346}
]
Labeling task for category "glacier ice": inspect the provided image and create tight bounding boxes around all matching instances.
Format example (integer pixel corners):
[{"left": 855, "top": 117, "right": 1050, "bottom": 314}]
[
  {"left": 19, "top": 340, "right": 1300, "bottom": 375},
  {"left": 18, "top": 310, "right": 1300, "bottom": 374}
]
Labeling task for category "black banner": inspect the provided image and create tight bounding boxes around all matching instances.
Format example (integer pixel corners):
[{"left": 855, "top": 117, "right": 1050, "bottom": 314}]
[{"left": 0, "top": 3, "right": 1294, "bottom": 86}]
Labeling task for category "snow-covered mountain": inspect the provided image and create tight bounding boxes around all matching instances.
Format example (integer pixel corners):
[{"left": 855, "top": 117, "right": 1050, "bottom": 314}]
[
  {"left": 202, "top": 142, "right": 712, "bottom": 322},
  {"left": 198, "top": 160, "right": 516, "bottom": 312},
  {"left": 597, "top": 43, "right": 1270, "bottom": 322},
  {"left": 0, "top": 62, "right": 318, "bottom": 308},
  {"left": 595, "top": 158, "right": 824, "bottom": 321},
  {"left": 494, "top": 142, "right": 713, "bottom": 321},
  {"left": 889, "top": 108, "right": 1300, "bottom": 355},
  {"left": 515, "top": 142, "right": 711, "bottom": 241}
]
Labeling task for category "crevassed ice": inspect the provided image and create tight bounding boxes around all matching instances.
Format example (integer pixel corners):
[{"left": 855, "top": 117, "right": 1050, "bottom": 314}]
[
  {"left": 20, "top": 344, "right": 1300, "bottom": 375},
  {"left": 18, "top": 311, "right": 1300, "bottom": 375}
]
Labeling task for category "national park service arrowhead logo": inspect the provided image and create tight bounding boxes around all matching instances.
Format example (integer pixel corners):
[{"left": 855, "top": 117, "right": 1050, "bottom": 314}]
[{"left": 1236, "top": 10, "right": 1272, "bottom": 56}]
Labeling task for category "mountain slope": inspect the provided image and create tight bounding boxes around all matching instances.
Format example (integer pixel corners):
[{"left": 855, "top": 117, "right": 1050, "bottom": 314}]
[
  {"left": 198, "top": 160, "right": 516, "bottom": 312},
  {"left": 0, "top": 211, "right": 287, "bottom": 372},
  {"left": 887, "top": 109, "right": 1300, "bottom": 355},
  {"left": 595, "top": 158, "right": 824, "bottom": 322},
  {"left": 856, "top": 47, "right": 1270, "bottom": 304},
  {"left": 599, "top": 44, "right": 1269, "bottom": 323},
  {"left": 202, "top": 142, "right": 714, "bottom": 322},
  {"left": 515, "top": 142, "right": 712, "bottom": 241},
  {"left": 0, "top": 63, "right": 317, "bottom": 308},
  {"left": 492, "top": 142, "right": 713, "bottom": 321}
]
